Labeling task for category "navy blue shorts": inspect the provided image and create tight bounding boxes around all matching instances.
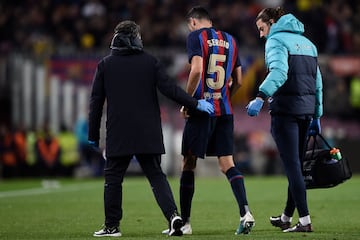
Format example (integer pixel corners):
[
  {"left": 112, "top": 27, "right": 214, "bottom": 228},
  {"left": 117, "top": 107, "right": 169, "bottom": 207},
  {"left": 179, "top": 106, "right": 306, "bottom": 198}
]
[{"left": 181, "top": 114, "right": 234, "bottom": 158}]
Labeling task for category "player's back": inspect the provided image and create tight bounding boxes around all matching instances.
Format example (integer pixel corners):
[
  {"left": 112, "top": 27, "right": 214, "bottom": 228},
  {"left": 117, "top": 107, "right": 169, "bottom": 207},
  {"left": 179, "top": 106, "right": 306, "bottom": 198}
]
[{"left": 187, "top": 27, "right": 240, "bottom": 116}]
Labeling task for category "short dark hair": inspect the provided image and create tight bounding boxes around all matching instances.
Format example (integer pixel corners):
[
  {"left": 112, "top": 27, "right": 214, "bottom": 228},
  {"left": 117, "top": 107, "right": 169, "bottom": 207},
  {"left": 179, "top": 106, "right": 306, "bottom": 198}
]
[
  {"left": 114, "top": 20, "right": 141, "bottom": 39},
  {"left": 186, "top": 6, "right": 211, "bottom": 21},
  {"left": 256, "top": 7, "right": 285, "bottom": 23}
]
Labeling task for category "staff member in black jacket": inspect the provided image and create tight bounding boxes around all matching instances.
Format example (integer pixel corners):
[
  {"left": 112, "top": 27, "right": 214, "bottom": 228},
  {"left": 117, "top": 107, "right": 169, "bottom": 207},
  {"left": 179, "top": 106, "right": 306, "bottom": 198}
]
[{"left": 88, "top": 20, "right": 213, "bottom": 237}]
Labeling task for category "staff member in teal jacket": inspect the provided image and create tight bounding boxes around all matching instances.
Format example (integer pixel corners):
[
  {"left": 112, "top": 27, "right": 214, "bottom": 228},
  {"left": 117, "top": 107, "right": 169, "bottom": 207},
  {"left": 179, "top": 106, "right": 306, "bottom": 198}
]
[{"left": 247, "top": 7, "right": 323, "bottom": 232}]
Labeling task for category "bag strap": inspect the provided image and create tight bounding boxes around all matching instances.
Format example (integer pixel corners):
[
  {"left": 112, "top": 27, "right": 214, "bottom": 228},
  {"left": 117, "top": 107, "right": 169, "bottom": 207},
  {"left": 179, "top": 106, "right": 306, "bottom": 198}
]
[
  {"left": 307, "top": 135, "right": 317, "bottom": 157},
  {"left": 306, "top": 133, "right": 333, "bottom": 156},
  {"left": 316, "top": 133, "right": 333, "bottom": 149}
]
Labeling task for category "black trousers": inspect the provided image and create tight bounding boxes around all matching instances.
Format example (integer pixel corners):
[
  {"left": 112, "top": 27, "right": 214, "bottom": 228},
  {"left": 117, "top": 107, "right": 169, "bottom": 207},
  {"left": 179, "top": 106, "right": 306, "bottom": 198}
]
[
  {"left": 103, "top": 154, "right": 178, "bottom": 227},
  {"left": 271, "top": 114, "right": 311, "bottom": 217}
]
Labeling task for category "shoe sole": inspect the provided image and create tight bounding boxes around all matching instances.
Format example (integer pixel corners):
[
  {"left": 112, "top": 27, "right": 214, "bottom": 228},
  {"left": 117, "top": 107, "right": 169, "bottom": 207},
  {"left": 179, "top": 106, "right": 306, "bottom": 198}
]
[
  {"left": 93, "top": 233, "right": 122, "bottom": 237},
  {"left": 162, "top": 226, "right": 192, "bottom": 235},
  {"left": 235, "top": 221, "right": 255, "bottom": 235},
  {"left": 283, "top": 227, "right": 313, "bottom": 233},
  {"left": 283, "top": 229, "right": 313, "bottom": 232}
]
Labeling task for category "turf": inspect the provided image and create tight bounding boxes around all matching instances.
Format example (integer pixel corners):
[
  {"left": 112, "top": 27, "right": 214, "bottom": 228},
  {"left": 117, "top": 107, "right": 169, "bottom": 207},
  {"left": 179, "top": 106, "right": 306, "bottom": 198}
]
[{"left": 0, "top": 175, "right": 359, "bottom": 240}]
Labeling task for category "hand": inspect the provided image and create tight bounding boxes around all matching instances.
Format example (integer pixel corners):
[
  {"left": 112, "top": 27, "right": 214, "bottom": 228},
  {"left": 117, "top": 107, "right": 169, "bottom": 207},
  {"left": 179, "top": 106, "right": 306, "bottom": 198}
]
[
  {"left": 180, "top": 106, "right": 190, "bottom": 118},
  {"left": 246, "top": 98, "right": 264, "bottom": 116},
  {"left": 308, "top": 118, "right": 321, "bottom": 136},
  {"left": 196, "top": 99, "right": 214, "bottom": 114}
]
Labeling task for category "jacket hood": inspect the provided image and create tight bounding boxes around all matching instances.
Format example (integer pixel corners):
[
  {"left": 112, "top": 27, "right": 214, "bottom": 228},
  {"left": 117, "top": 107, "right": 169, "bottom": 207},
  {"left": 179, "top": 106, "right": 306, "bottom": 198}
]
[
  {"left": 268, "top": 14, "right": 304, "bottom": 38},
  {"left": 110, "top": 33, "right": 143, "bottom": 52}
]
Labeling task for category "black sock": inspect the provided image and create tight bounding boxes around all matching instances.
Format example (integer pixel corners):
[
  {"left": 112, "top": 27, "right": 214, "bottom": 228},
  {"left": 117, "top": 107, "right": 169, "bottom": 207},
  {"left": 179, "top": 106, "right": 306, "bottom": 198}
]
[
  {"left": 225, "top": 167, "right": 248, "bottom": 217},
  {"left": 180, "top": 171, "right": 194, "bottom": 223}
]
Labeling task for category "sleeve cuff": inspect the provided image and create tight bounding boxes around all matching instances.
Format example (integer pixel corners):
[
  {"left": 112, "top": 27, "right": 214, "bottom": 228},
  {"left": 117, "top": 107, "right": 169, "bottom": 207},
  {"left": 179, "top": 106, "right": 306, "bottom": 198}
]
[{"left": 256, "top": 91, "right": 267, "bottom": 100}]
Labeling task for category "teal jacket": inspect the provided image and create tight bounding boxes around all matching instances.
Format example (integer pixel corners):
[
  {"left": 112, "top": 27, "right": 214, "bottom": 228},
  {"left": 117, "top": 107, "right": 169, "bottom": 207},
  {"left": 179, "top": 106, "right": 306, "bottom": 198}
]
[{"left": 259, "top": 14, "right": 323, "bottom": 118}]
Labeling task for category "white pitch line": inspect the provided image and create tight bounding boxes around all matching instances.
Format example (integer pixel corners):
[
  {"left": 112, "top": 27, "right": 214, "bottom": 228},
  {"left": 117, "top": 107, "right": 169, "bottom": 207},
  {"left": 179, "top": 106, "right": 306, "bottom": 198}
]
[{"left": 0, "top": 182, "right": 100, "bottom": 198}]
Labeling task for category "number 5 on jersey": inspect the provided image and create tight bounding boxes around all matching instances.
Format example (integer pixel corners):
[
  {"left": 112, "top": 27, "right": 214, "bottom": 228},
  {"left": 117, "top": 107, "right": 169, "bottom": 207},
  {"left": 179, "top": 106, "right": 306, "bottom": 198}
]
[{"left": 206, "top": 53, "right": 226, "bottom": 90}]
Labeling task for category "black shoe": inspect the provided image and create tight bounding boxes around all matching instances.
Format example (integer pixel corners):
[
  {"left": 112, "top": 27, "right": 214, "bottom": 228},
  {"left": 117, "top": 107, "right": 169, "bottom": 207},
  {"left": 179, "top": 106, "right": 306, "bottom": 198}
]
[
  {"left": 283, "top": 222, "right": 313, "bottom": 232},
  {"left": 168, "top": 213, "right": 183, "bottom": 236},
  {"left": 270, "top": 216, "right": 291, "bottom": 230}
]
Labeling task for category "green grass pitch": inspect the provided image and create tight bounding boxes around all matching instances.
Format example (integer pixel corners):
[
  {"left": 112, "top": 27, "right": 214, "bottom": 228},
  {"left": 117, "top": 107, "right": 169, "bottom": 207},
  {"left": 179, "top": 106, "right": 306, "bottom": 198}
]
[{"left": 0, "top": 175, "right": 359, "bottom": 239}]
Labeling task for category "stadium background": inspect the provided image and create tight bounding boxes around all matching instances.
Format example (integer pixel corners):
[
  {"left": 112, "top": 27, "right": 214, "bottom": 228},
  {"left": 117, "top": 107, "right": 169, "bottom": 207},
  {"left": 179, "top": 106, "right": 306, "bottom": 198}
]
[{"left": 0, "top": 0, "right": 359, "bottom": 178}]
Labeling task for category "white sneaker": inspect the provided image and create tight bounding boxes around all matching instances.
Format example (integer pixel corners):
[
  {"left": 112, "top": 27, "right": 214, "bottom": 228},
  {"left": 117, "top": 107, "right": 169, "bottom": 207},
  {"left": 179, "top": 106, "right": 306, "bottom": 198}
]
[
  {"left": 162, "top": 223, "right": 192, "bottom": 235},
  {"left": 181, "top": 223, "right": 192, "bottom": 235},
  {"left": 93, "top": 226, "right": 122, "bottom": 237},
  {"left": 235, "top": 212, "right": 255, "bottom": 235}
]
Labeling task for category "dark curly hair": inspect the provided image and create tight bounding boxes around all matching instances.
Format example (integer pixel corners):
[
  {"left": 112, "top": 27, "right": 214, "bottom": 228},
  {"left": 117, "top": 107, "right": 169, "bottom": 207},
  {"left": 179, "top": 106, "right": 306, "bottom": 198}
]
[{"left": 114, "top": 20, "right": 141, "bottom": 39}]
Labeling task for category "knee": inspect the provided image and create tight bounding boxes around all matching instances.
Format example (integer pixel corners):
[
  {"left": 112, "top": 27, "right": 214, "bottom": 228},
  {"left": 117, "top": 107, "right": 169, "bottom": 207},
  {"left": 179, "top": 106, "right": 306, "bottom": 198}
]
[
  {"left": 219, "top": 165, "right": 232, "bottom": 174},
  {"left": 218, "top": 157, "right": 235, "bottom": 174}
]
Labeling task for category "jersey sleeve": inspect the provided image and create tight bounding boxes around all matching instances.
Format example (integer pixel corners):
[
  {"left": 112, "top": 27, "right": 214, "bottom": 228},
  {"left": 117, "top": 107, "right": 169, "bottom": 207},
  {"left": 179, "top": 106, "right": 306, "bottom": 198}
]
[
  {"left": 186, "top": 31, "right": 202, "bottom": 63},
  {"left": 233, "top": 38, "right": 241, "bottom": 68}
]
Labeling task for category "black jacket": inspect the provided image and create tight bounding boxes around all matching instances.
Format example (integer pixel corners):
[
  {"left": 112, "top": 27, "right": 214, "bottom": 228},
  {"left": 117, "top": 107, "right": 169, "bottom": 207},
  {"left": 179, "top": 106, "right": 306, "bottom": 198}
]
[{"left": 88, "top": 49, "right": 198, "bottom": 157}]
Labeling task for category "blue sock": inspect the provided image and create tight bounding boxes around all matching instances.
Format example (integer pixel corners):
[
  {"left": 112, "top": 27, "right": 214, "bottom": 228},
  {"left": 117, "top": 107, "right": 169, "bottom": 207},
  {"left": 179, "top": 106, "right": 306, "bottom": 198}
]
[{"left": 226, "top": 167, "right": 248, "bottom": 217}]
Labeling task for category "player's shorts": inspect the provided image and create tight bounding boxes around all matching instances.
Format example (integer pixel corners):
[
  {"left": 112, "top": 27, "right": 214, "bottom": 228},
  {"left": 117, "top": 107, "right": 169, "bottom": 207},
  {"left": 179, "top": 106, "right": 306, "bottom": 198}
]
[{"left": 181, "top": 114, "right": 234, "bottom": 159}]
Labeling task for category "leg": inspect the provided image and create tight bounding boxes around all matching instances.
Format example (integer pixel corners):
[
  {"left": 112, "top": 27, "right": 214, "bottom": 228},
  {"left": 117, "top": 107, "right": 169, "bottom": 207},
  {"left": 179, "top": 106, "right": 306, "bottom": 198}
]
[
  {"left": 284, "top": 187, "right": 296, "bottom": 217},
  {"left": 211, "top": 115, "right": 250, "bottom": 217},
  {"left": 269, "top": 187, "right": 295, "bottom": 229},
  {"left": 137, "top": 154, "right": 183, "bottom": 236},
  {"left": 296, "top": 117, "right": 312, "bottom": 227},
  {"left": 224, "top": 157, "right": 255, "bottom": 235},
  {"left": 219, "top": 155, "right": 250, "bottom": 217},
  {"left": 136, "top": 154, "right": 178, "bottom": 221},
  {"left": 180, "top": 115, "right": 209, "bottom": 224},
  {"left": 103, "top": 156, "right": 132, "bottom": 228},
  {"left": 271, "top": 115, "right": 309, "bottom": 218},
  {"left": 180, "top": 155, "right": 197, "bottom": 223}
]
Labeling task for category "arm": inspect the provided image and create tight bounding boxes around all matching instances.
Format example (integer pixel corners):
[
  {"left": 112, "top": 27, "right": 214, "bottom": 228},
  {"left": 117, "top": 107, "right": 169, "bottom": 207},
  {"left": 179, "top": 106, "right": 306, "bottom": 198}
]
[
  {"left": 180, "top": 31, "right": 212, "bottom": 116},
  {"left": 186, "top": 55, "right": 202, "bottom": 96},
  {"left": 314, "top": 66, "right": 323, "bottom": 118},
  {"left": 247, "top": 38, "right": 288, "bottom": 116},
  {"left": 308, "top": 66, "right": 324, "bottom": 136},
  {"left": 180, "top": 55, "right": 202, "bottom": 117},
  {"left": 258, "top": 38, "right": 288, "bottom": 98},
  {"left": 230, "top": 66, "right": 242, "bottom": 98},
  {"left": 155, "top": 58, "right": 213, "bottom": 115},
  {"left": 88, "top": 61, "right": 106, "bottom": 144},
  {"left": 155, "top": 60, "right": 198, "bottom": 110}
]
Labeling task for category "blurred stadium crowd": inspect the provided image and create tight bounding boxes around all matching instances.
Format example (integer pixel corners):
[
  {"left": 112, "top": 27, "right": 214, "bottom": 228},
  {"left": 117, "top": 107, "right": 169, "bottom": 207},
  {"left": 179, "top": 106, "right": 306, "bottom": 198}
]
[
  {"left": 0, "top": 0, "right": 359, "bottom": 54},
  {"left": 0, "top": 119, "right": 104, "bottom": 178},
  {"left": 1, "top": 0, "right": 360, "bottom": 178}
]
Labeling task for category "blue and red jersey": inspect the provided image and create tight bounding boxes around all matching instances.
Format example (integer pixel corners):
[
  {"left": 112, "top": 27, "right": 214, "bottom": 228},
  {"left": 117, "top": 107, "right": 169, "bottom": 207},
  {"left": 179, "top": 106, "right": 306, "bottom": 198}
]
[{"left": 186, "top": 27, "right": 241, "bottom": 116}]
